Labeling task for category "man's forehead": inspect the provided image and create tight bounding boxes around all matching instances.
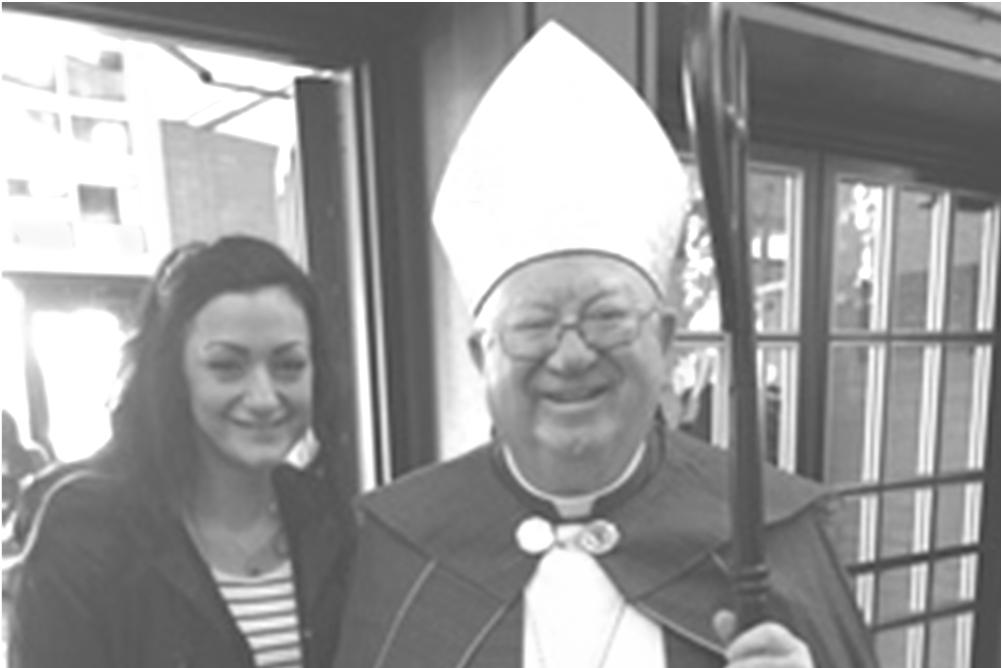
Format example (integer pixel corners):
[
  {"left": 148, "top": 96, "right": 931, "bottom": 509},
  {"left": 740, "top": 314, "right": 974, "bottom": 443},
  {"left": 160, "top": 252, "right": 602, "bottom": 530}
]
[{"left": 485, "top": 254, "right": 659, "bottom": 313}]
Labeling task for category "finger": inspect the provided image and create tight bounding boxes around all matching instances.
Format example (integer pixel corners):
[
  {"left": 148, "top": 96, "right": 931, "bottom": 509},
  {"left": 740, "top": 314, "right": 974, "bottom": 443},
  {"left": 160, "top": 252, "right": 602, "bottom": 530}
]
[{"left": 713, "top": 609, "right": 738, "bottom": 644}]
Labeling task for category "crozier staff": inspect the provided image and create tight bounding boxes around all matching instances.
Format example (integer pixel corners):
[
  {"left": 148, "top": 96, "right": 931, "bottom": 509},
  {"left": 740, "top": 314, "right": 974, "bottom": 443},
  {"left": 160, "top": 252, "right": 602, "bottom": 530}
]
[{"left": 334, "top": 22, "right": 878, "bottom": 668}]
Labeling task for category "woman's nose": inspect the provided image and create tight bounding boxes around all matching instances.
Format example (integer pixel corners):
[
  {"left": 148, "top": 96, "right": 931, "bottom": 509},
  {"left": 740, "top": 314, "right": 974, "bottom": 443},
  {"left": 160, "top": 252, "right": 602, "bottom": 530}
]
[{"left": 244, "top": 368, "right": 281, "bottom": 410}]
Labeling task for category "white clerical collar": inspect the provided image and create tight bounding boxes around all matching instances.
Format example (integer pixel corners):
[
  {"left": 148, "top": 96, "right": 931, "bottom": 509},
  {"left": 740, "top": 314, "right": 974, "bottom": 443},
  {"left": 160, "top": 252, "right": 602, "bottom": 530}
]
[{"left": 502, "top": 442, "right": 648, "bottom": 519}]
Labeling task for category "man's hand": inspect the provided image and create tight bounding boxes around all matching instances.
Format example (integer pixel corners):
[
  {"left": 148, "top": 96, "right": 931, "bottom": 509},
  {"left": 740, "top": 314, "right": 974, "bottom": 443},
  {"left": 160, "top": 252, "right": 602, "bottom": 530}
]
[{"left": 713, "top": 610, "right": 814, "bottom": 668}]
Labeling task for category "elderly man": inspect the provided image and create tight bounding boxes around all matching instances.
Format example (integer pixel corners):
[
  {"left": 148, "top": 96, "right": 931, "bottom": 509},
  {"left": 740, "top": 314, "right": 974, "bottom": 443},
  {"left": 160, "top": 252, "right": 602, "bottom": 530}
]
[{"left": 334, "top": 23, "right": 877, "bottom": 668}]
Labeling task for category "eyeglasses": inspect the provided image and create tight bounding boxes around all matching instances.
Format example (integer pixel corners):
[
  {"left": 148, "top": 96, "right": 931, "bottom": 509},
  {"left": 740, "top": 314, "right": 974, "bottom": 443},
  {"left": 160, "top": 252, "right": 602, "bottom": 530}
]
[{"left": 493, "top": 305, "right": 658, "bottom": 361}]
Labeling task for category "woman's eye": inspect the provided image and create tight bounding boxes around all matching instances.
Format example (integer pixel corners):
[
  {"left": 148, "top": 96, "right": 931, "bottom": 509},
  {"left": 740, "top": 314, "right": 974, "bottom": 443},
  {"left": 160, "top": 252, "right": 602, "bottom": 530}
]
[
  {"left": 273, "top": 358, "right": 309, "bottom": 377},
  {"left": 208, "top": 359, "right": 243, "bottom": 374}
]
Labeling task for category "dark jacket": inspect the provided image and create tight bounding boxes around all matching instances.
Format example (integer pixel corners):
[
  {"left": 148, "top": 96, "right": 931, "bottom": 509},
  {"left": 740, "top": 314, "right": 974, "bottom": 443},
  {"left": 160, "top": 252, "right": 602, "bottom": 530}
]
[
  {"left": 8, "top": 463, "right": 355, "bottom": 668},
  {"left": 334, "top": 430, "right": 879, "bottom": 668}
]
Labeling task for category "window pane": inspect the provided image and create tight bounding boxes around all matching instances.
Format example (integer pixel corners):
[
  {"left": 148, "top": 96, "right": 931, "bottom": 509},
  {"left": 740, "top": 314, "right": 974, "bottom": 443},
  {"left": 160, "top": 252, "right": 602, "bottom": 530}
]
[
  {"left": 939, "top": 344, "right": 979, "bottom": 472},
  {"left": 928, "top": 613, "right": 974, "bottom": 668},
  {"left": 71, "top": 116, "right": 132, "bottom": 154},
  {"left": 884, "top": 344, "right": 924, "bottom": 480},
  {"left": 760, "top": 346, "right": 797, "bottom": 470},
  {"left": 829, "top": 494, "right": 867, "bottom": 565},
  {"left": 66, "top": 49, "right": 126, "bottom": 100},
  {"left": 825, "top": 344, "right": 875, "bottom": 484},
  {"left": 832, "top": 180, "right": 885, "bottom": 331},
  {"left": 934, "top": 483, "right": 980, "bottom": 549},
  {"left": 930, "top": 554, "right": 977, "bottom": 608},
  {"left": 677, "top": 162, "right": 800, "bottom": 334},
  {"left": 876, "top": 564, "right": 916, "bottom": 622},
  {"left": 876, "top": 625, "right": 921, "bottom": 668},
  {"left": 748, "top": 167, "right": 798, "bottom": 332},
  {"left": 947, "top": 197, "right": 995, "bottom": 332},
  {"left": 879, "top": 489, "right": 919, "bottom": 558},
  {"left": 671, "top": 343, "right": 720, "bottom": 443},
  {"left": 78, "top": 185, "right": 121, "bottom": 225},
  {"left": 891, "top": 189, "right": 937, "bottom": 330}
]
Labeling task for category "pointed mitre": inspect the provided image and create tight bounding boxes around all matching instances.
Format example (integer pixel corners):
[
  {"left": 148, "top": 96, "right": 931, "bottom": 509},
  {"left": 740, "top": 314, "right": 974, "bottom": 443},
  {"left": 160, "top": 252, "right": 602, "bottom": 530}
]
[{"left": 432, "top": 21, "right": 689, "bottom": 314}]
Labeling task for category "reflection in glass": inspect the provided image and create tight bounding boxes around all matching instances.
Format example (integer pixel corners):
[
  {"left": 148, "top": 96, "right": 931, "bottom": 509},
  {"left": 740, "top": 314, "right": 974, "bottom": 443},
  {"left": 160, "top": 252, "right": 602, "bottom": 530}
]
[
  {"left": 876, "top": 625, "right": 919, "bottom": 668},
  {"left": 948, "top": 198, "right": 996, "bottom": 331},
  {"left": 876, "top": 564, "right": 915, "bottom": 621},
  {"left": 825, "top": 344, "right": 874, "bottom": 484},
  {"left": 671, "top": 343, "right": 720, "bottom": 443},
  {"left": 939, "top": 344, "right": 978, "bottom": 472},
  {"left": 677, "top": 163, "right": 799, "bottom": 334},
  {"left": 934, "top": 483, "right": 980, "bottom": 549},
  {"left": 760, "top": 346, "right": 796, "bottom": 470},
  {"left": 891, "top": 189, "right": 937, "bottom": 330},
  {"left": 879, "top": 489, "right": 918, "bottom": 558},
  {"left": 832, "top": 180, "right": 884, "bottom": 330},
  {"left": 884, "top": 345, "right": 923, "bottom": 480},
  {"left": 928, "top": 613, "right": 973, "bottom": 668}
]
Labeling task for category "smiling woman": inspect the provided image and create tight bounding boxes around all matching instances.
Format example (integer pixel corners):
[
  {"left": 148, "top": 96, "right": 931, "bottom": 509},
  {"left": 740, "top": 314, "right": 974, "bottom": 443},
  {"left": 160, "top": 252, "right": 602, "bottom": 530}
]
[{"left": 8, "top": 236, "right": 356, "bottom": 668}]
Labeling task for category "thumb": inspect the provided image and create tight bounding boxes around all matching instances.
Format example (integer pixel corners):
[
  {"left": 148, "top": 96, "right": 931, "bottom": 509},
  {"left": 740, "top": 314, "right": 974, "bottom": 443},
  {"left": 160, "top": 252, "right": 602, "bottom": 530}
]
[{"left": 713, "top": 609, "right": 738, "bottom": 645}]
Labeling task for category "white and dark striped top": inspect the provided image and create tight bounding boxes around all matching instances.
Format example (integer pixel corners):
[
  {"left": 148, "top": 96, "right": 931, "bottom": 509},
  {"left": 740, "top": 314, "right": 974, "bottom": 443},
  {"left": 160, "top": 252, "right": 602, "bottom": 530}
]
[{"left": 214, "top": 561, "right": 304, "bottom": 668}]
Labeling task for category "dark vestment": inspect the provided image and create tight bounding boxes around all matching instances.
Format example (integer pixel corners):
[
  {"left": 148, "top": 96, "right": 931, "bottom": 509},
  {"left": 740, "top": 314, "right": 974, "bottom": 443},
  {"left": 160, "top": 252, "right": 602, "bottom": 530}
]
[
  {"left": 334, "top": 430, "right": 878, "bottom": 668},
  {"left": 9, "top": 464, "right": 354, "bottom": 668}
]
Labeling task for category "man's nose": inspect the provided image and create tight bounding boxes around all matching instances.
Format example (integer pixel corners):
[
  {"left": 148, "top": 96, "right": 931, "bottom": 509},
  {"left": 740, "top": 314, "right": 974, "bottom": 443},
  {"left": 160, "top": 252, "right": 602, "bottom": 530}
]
[{"left": 545, "top": 326, "right": 597, "bottom": 372}]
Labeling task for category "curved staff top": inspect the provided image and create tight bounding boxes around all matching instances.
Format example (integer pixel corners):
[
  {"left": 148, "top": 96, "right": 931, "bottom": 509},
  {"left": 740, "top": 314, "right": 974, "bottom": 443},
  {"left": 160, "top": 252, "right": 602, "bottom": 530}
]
[{"left": 683, "top": 3, "right": 769, "bottom": 630}]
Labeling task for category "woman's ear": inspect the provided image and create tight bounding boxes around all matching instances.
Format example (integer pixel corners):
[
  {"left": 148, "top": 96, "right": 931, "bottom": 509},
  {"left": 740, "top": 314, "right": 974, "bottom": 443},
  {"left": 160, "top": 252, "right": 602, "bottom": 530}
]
[{"left": 468, "top": 331, "right": 486, "bottom": 372}]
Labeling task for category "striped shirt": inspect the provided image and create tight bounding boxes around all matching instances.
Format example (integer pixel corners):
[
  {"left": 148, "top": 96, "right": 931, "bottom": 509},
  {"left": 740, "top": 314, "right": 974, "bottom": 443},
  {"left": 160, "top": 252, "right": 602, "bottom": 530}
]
[{"left": 214, "top": 560, "right": 304, "bottom": 668}]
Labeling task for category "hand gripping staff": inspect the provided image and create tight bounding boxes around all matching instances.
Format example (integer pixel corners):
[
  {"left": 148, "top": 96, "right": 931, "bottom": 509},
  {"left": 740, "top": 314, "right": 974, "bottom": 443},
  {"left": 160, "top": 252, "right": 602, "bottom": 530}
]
[{"left": 682, "top": 3, "right": 769, "bottom": 630}]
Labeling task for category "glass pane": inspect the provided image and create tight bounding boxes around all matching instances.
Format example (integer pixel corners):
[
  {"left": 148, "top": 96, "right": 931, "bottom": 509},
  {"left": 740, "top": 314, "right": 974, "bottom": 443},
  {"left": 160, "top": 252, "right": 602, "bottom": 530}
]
[
  {"left": 930, "top": 555, "right": 977, "bottom": 608},
  {"left": 71, "top": 116, "right": 132, "bottom": 154},
  {"left": 66, "top": 49, "right": 126, "bottom": 100},
  {"left": 760, "top": 346, "right": 797, "bottom": 470},
  {"left": 748, "top": 167, "right": 798, "bottom": 332},
  {"left": 938, "top": 344, "right": 979, "bottom": 472},
  {"left": 832, "top": 179, "right": 885, "bottom": 331},
  {"left": 876, "top": 626, "right": 920, "bottom": 668},
  {"left": 876, "top": 564, "right": 916, "bottom": 622},
  {"left": 677, "top": 162, "right": 800, "bottom": 334},
  {"left": 880, "top": 489, "right": 919, "bottom": 558},
  {"left": 825, "top": 344, "right": 875, "bottom": 484},
  {"left": 928, "top": 613, "right": 974, "bottom": 668},
  {"left": 884, "top": 345, "right": 924, "bottom": 480},
  {"left": 670, "top": 343, "right": 721, "bottom": 443},
  {"left": 947, "top": 197, "right": 995, "bottom": 331},
  {"left": 935, "top": 483, "right": 980, "bottom": 549},
  {"left": 2, "top": 27, "right": 56, "bottom": 91},
  {"left": 78, "top": 185, "right": 121, "bottom": 225},
  {"left": 31, "top": 309, "right": 126, "bottom": 462},
  {"left": 829, "top": 493, "right": 869, "bottom": 565},
  {"left": 891, "top": 189, "right": 937, "bottom": 330}
]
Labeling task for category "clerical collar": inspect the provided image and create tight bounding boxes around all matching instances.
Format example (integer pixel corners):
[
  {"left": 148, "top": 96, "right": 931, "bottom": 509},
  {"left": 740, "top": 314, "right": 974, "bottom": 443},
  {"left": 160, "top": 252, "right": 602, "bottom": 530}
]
[{"left": 501, "top": 442, "right": 648, "bottom": 519}]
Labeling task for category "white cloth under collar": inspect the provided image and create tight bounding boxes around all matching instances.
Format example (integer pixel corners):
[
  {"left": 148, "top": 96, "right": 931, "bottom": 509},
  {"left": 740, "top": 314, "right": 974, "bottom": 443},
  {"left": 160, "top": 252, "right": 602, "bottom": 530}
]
[
  {"left": 502, "top": 442, "right": 647, "bottom": 519},
  {"left": 522, "top": 521, "right": 665, "bottom": 668}
]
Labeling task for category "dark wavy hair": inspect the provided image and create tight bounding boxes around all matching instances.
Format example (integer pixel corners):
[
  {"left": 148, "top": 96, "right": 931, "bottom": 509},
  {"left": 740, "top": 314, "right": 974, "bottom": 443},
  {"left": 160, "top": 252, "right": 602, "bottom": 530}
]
[{"left": 103, "top": 235, "right": 344, "bottom": 510}]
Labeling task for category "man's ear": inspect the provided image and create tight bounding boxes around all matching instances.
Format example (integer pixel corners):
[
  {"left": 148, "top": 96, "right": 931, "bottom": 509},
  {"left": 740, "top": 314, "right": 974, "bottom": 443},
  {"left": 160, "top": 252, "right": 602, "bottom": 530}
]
[
  {"left": 468, "top": 331, "right": 486, "bottom": 372},
  {"left": 656, "top": 309, "right": 677, "bottom": 353}
]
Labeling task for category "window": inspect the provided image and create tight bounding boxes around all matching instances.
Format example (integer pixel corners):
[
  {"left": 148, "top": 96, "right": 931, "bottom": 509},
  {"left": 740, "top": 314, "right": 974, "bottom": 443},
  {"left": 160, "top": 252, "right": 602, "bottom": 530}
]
[{"left": 822, "top": 159, "right": 998, "bottom": 668}]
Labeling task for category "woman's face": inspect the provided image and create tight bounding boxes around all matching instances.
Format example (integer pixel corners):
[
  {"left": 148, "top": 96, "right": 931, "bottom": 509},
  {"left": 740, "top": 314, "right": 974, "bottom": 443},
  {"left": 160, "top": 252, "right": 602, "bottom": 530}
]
[{"left": 183, "top": 286, "right": 313, "bottom": 474}]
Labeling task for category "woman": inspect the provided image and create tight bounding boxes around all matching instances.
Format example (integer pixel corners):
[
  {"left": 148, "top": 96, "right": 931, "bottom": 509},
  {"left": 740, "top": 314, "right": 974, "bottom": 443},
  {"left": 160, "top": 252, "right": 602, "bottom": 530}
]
[{"left": 8, "top": 236, "right": 356, "bottom": 668}]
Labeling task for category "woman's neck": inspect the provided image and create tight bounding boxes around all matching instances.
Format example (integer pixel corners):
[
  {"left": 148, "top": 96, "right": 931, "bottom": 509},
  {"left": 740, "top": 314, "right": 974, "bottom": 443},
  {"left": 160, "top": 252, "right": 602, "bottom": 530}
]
[{"left": 188, "top": 461, "right": 277, "bottom": 529}]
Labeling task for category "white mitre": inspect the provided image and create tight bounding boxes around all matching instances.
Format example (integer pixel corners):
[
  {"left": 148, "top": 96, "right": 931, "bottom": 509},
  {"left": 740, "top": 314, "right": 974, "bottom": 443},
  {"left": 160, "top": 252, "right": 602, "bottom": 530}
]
[{"left": 432, "top": 21, "right": 689, "bottom": 314}]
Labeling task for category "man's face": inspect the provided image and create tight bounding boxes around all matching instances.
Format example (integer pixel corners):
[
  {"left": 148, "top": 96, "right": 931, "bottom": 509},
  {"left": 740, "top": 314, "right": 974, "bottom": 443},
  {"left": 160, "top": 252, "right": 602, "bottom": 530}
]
[
  {"left": 183, "top": 286, "right": 313, "bottom": 475},
  {"left": 471, "top": 255, "right": 672, "bottom": 494}
]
